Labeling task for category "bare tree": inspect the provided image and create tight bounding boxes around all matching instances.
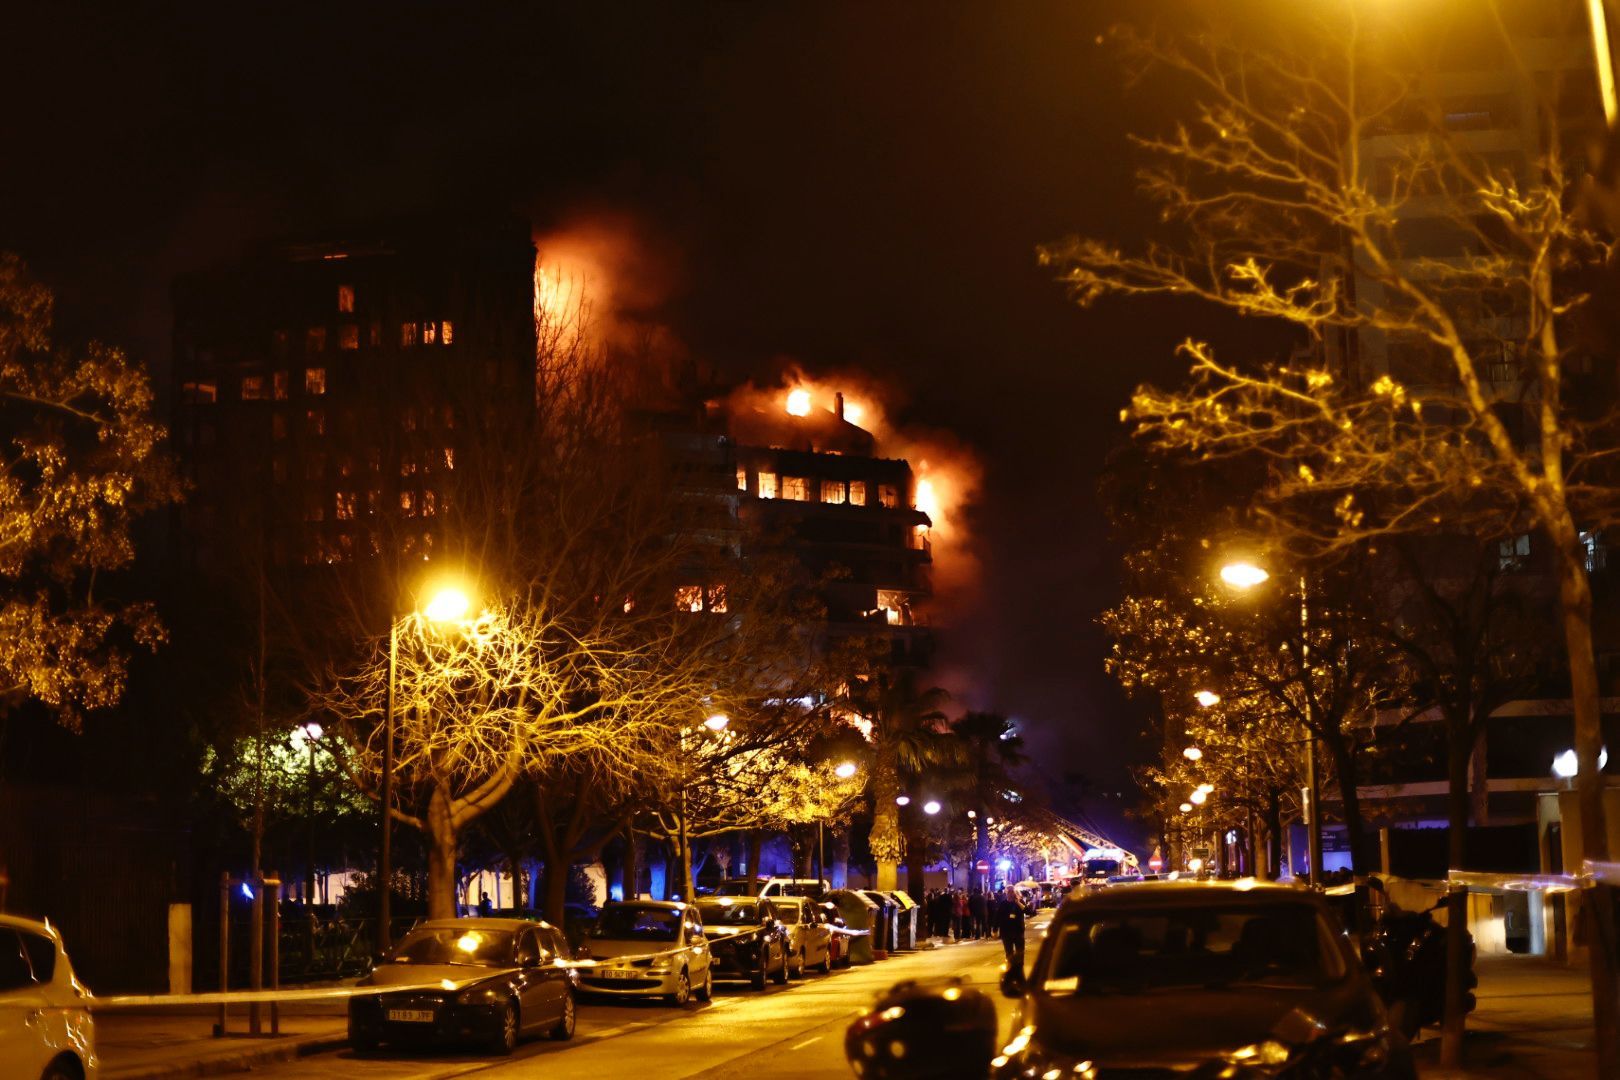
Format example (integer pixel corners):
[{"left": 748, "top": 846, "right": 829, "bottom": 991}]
[{"left": 1045, "top": 4, "right": 1620, "bottom": 1067}]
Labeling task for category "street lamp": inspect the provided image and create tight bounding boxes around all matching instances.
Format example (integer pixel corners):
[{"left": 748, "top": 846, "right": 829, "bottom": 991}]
[
  {"left": 293, "top": 722, "right": 323, "bottom": 911},
  {"left": 1179, "top": 802, "right": 1194, "bottom": 813},
  {"left": 1194, "top": 690, "right": 1221, "bottom": 708},
  {"left": 923, "top": 800, "right": 942, "bottom": 815},
  {"left": 817, "top": 761, "right": 860, "bottom": 883},
  {"left": 1220, "top": 558, "right": 1320, "bottom": 888},
  {"left": 895, "top": 795, "right": 911, "bottom": 806},
  {"left": 380, "top": 582, "right": 475, "bottom": 952},
  {"left": 704, "top": 713, "right": 731, "bottom": 732},
  {"left": 1190, "top": 789, "right": 1209, "bottom": 806},
  {"left": 834, "top": 760, "right": 857, "bottom": 779},
  {"left": 1183, "top": 746, "right": 1204, "bottom": 762}
]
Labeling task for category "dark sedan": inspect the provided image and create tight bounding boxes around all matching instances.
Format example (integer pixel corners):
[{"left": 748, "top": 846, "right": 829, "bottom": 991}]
[
  {"left": 694, "top": 896, "right": 791, "bottom": 989},
  {"left": 990, "top": 882, "right": 1416, "bottom": 1078},
  {"left": 348, "top": 918, "right": 578, "bottom": 1055}
]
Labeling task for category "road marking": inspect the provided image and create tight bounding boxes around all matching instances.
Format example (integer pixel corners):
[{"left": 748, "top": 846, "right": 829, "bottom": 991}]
[{"left": 789, "top": 1035, "right": 823, "bottom": 1051}]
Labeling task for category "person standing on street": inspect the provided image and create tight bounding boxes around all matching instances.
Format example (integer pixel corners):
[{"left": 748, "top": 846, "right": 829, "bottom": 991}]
[
  {"left": 968, "top": 888, "right": 988, "bottom": 939},
  {"left": 994, "top": 884, "right": 1035, "bottom": 980}
]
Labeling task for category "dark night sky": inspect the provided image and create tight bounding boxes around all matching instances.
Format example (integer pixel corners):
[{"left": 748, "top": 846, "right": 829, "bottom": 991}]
[{"left": 1, "top": 2, "right": 1270, "bottom": 832}]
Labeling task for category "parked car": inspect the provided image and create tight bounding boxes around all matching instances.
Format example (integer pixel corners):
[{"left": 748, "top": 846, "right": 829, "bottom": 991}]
[
  {"left": 694, "top": 896, "right": 790, "bottom": 989},
  {"left": 816, "top": 901, "right": 851, "bottom": 967},
  {"left": 578, "top": 900, "right": 712, "bottom": 1005},
  {"left": 715, "top": 877, "right": 765, "bottom": 897},
  {"left": 0, "top": 914, "right": 97, "bottom": 1080},
  {"left": 347, "top": 917, "right": 577, "bottom": 1055},
  {"left": 989, "top": 881, "right": 1415, "bottom": 1078},
  {"left": 770, "top": 896, "right": 835, "bottom": 975},
  {"left": 758, "top": 877, "right": 830, "bottom": 900}
]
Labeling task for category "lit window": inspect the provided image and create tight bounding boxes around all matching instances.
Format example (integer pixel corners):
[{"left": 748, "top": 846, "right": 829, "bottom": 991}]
[
  {"left": 442, "top": 448, "right": 455, "bottom": 470},
  {"left": 849, "top": 481, "right": 867, "bottom": 506},
  {"left": 303, "top": 494, "right": 325, "bottom": 522},
  {"left": 305, "top": 368, "right": 326, "bottom": 395},
  {"left": 1498, "top": 533, "right": 1530, "bottom": 571},
  {"left": 273, "top": 371, "right": 289, "bottom": 400},
  {"left": 339, "top": 324, "right": 359, "bottom": 350},
  {"left": 423, "top": 321, "right": 437, "bottom": 345},
  {"left": 422, "top": 490, "right": 437, "bottom": 517},
  {"left": 241, "top": 375, "right": 265, "bottom": 400},
  {"left": 305, "top": 409, "right": 325, "bottom": 437},
  {"left": 271, "top": 414, "right": 287, "bottom": 440},
  {"left": 737, "top": 467, "right": 748, "bottom": 492},
  {"left": 401, "top": 322, "right": 418, "bottom": 347},
  {"left": 1583, "top": 530, "right": 1607, "bottom": 574},
  {"left": 182, "top": 381, "right": 217, "bottom": 404},
  {"left": 622, "top": 596, "right": 636, "bottom": 614},
  {"left": 400, "top": 459, "right": 417, "bottom": 477},
  {"left": 338, "top": 285, "right": 355, "bottom": 313},
  {"left": 335, "top": 492, "right": 356, "bottom": 521},
  {"left": 879, "top": 484, "right": 899, "bottom": 508},
  {"left": 877, "top": 589, "right": 906, "bottom": 626},
  {"left": 706, "top": 584, "right": 728, "bottom": 614},
  {"left": 758, "top": 471, "right": 778, "bottom": 499},
  {"left": 440, "top": 320, "right": 453, "bottom": 345},
  {"left": 306, "top": 327, "right": 327, "bottom": 352},
  {"left": 400, "top": 491, "right": 417, "bottom": 516},
  {"left": 675, "top": 585, "right": 704, "bottom": 612},
  {"left": 782, "top": 477, "right": 808, "bottom": 501},
  {"left": 821, "top": 480, "right": 846, "bottom": 505}
]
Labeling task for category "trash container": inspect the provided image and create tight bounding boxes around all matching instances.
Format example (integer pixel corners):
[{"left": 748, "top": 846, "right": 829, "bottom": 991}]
[
  {"left": 889, "top": 890, "right": 919, "bottom": 950},
  {"left": 826, "top": 889, "right": 879, "bottom": 965},
  {"left": 859, "top": 890, "right": 898, "bottom": 957}
]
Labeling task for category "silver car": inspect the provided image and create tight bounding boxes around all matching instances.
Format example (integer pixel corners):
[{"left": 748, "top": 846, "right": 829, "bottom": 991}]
[
  {"left": 0, "top": 914, "right": 98, "bottom": 1080},
  {"left": 770, "top": 896, "right": 834, "bottom": 976},
  {"left": 578, "top": 901, "right": 713, "bottom": 1006}
]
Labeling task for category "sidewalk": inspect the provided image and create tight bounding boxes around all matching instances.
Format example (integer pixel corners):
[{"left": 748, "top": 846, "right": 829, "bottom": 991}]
[
  {"left": 96, "top": 1002, "right": 349, "bottom": 1080},
  {"left": 1410, "top": 955, "right": 1595, "bottom": 1078}
]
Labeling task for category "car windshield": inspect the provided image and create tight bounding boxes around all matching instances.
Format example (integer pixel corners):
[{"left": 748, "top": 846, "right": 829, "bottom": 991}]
[
  {"left": 697, "top": 901, "right": 759, "bottom": 925},
  {"left": 1042, "top": 902, "right": 1345, "bottom": 995},
  {"left": 387, "top": 927, "right": 516, "bottom": 967},
  {"left": 594, "top": 906, "right": 682, "bottom": 941},
  {"left": 777, "top": 882, "right": 824, "bottom": 899},
  {"left": 775, "top": 904, "right": 802, "bottom": 924},
  {"left": 1085, "top": 860, "right": 1120, "bottom": 878}
]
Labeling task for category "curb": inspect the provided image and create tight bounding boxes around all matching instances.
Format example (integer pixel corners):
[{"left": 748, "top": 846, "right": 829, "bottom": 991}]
[{"left": 105, "top": 1031, "right": 350, "bottom": 1080}]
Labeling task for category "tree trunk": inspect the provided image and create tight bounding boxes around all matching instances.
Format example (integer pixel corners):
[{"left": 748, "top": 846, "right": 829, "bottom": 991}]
[
  {"left": 972, "top": 813, "right": 990, "bottom": 892},
  {"left": 1440, "top": 723, "right": 1473, "bottom": 1068},
  {"left": 871, "top": 748, "right": 902, "bottom": 890},
  {"left": 1555, "top": 549, "right": 1620, "bottom": 1076},
  {"left": 622, "top": 824, "right": 639, "bottom": 901},
  {"left": 745, "top": 831, "right": 763, "bottom": 882},
  {"left": 425, "top": 784, "right": 458, "bottom": 920},
  {"left": 1327, "top": 737, "right": 1367, "bottom": 875},
  {"left": 831, "top": 829, "right": 850, "bottom": 889},
  {"left": 903, "top": 818, "right": 926, "bottom": 902},
  {"left": 1265, "top": 789, "right": 1282, "bottom": 880},
  {"left": 543, "top": 855, "right": 569, "bottom": 922}
]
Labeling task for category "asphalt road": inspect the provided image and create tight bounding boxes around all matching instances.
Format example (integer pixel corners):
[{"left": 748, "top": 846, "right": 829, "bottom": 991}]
[{"left": 245, "top": 930, "right": 1025, "bottom": 1080}]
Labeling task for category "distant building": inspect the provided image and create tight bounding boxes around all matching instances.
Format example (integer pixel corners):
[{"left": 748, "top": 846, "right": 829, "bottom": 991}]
[{"left": 171, "top": 214, "right": 536, "bottom": 573}]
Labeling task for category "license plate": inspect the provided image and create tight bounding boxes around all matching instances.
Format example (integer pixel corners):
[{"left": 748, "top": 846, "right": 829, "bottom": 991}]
[
  {"left": 387, "top": 1009, "right": 435, "bottom": 1023},
  {"left": 597, "top": 968, "right": 638, "bottom": 980}
]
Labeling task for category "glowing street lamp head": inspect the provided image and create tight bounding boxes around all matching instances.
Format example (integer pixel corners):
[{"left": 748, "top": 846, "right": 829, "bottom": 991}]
[
  {"left": 1553, "top": 746, "right": 1608, "bottom": 778},
  {"left": 1183, "top": 746, "right": 1203, "bottom": 762},
  {"left": 922, "top": 800, "right": 942, "bottom": 815},
  {"left": 1196, "top": 783, "right": 1215, "bottom": 795},
  {"left": 704, "top": 713, "right": 731, "bottom": 732},
  {"left": 1189, "top": 789, "right": 1209, "bottom": 806},
  {"left": 966, "top": 810, "right": 977, "bottom": 819},
  {"left": 423, "top": 587, "right": 471, "bottom": 623},
  {"left": 834, "top": 761, "right": 858, "bottom": 779},
  {"left": 1220, "top": 561, "right": 1271, "bottom": 590},
  {"left": 1179, "top": 802, "right": 1194, "bottom": 813},
  {"left": 1194, "top": 690, "right": 1221, "bottom": 708},
  {"left": 895, "top": 795, "right": 911, "bottom": 807}
]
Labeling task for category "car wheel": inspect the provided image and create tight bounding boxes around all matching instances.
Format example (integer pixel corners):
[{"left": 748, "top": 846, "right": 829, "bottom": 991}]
[
  {"left": 348, "top": 1026, "right": 379, "bottom": 1054},
  {"left": 550, "top": 988, "right": 576, "bottom": 1040},
  {"left": 666, "top": 969, "right": 691, "bottom": 1006},
  {"left": 791, "top": 949, "right": 805, "bottom": 979},
  {"left": 817, "top": 949, "right": 832, "bottom": 975},
  {"left": 772, "top": 945, "right": 789, "bottom": 985},
  {"left": 491, "top": 1000, "right": 519, "bottom": 1055},
  {"left": 750, "top": 950, "right": 768, "bottom": 989},
  {"left": 695, "top": 966, "right": 713, "bottom": 1002}
]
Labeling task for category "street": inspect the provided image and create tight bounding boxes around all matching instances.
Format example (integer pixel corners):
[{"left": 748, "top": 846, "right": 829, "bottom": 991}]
[{"left": 232, "top": 932, "right": 1019, "bottom": 1080}]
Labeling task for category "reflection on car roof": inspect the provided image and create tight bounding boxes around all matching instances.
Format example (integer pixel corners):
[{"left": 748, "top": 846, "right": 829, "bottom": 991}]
[
  {"left": 416, "top": 917, "right": 551, "bottom": 931},
  {"left": 1063, "top": 879, "right": 1316, "bottom": 909}
]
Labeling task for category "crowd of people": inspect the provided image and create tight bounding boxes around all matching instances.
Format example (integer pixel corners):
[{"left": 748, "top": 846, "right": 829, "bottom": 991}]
[{"left": 920, "top": 884, "right": 1038, "bottom": 976}]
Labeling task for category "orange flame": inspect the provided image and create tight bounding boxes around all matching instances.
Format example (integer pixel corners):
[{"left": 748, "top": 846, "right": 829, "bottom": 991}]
[{"left": 786, "top": 388, "right": 812, "bottom": 416}]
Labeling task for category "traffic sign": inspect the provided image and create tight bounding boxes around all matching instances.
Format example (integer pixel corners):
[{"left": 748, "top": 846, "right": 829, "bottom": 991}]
[{"left": 975, "top": 860, "right": 990, "bottom": 873}]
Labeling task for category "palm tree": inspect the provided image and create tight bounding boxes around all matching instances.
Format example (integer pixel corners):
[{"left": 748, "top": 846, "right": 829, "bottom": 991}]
[
  {"left": 949, "top": 712, "right": 1027, "bottom": 890},
  {"left": 860, "top": 671, "right": 952, "bottom": 891}
]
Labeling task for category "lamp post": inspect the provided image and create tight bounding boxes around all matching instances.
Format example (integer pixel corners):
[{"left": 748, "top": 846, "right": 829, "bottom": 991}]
[
  {"left": 676, "top": 713, "right": 729, "bottom": 900},
  {"left": 295, "top": 722, "right": 322, "bottom": 910},
  {"left": 379, "top": 585, "right": 472, "bottom": 953},
  {"left": 818, "top": 761, "right": 858, "bottom": 883},
  {"left": 1220, "top": 560, "right": 1321, "bottom": 888}
]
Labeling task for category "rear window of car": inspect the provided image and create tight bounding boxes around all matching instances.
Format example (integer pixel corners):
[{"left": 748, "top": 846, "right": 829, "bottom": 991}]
[
  {"left": 697, "top": 901, "right": 759, "bottom": 925},
  {"left": 20, "top": 933, "right": 54, "bottom": 983},
  {"left": 1042, "top": 901, "right": 1346, "bottom": 995},
  {"left": 594, "top": 906, "right": 682, "bottom": 941},
  {"left": 774, "top": 903, "right": 802, "bottom": 923},
  {"left": 0, "top": 932, "right": 34, "bottom": 991}
]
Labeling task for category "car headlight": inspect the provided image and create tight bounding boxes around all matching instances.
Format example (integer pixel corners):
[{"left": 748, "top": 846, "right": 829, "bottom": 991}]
[{"left": 456, "top": 987, "right": 501, "bottom": 1005}]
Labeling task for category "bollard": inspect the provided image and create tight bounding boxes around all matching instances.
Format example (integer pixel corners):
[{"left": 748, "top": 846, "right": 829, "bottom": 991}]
[
  {"left": 215, "top": 872, "right": 229, "bottom": 1037},
  {"left": 249, "top": 872, "right": 262, "bottom": 1037},
  {"left": 267, "top": 875, "right": 281, "bottom": 1035}
]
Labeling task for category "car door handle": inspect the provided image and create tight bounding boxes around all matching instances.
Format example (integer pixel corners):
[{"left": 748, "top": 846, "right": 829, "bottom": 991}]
[{"left": 24, "top": 1009, "right": 41, "bottom": 1027}]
